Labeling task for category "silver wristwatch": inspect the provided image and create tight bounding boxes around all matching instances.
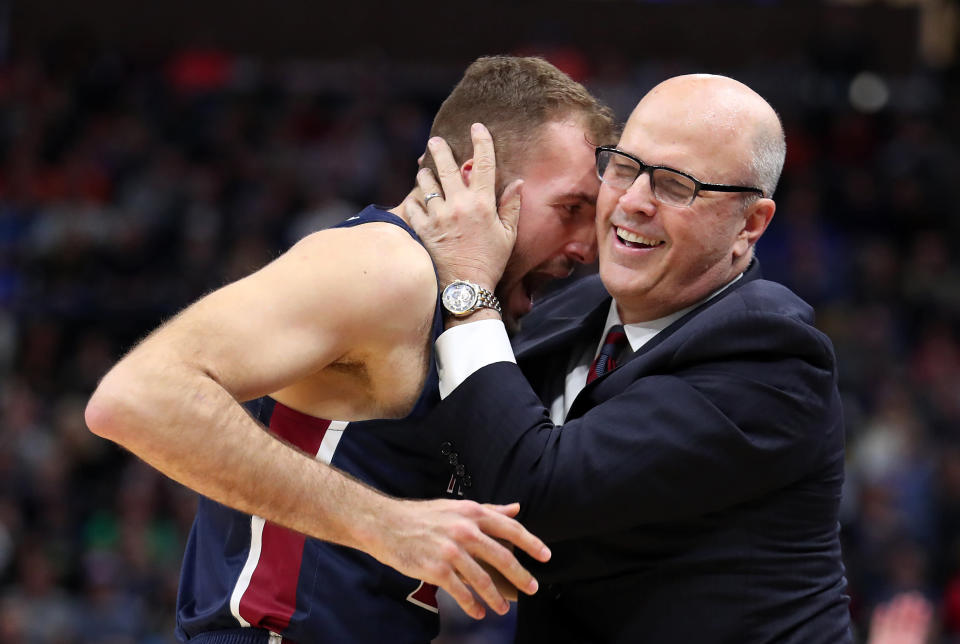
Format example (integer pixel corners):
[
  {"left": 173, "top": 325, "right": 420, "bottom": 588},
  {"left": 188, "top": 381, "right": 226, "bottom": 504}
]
[{"left": 440, "top": 280, "right": 502, "bottom": 317}]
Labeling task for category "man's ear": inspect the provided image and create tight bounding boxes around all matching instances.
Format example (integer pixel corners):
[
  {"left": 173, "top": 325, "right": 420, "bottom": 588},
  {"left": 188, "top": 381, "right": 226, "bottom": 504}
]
[
  {"left": 733, "top": 198, "right": 775, "bottom": 260},
  {"left": 461, "top": 159, "right": 474, "bottom": 187}
]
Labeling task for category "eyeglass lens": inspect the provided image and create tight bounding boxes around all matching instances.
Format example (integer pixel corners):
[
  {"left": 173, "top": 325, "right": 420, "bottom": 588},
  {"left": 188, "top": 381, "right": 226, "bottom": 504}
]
[{"left": 597, "top": 149, "right": 697, "bottom": 206}]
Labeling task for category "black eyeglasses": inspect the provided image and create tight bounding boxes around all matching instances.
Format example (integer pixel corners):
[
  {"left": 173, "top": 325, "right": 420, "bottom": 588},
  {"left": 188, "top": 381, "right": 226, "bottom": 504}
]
[{"left": 595, "top": 146, "right": 764, "bottom": 207}]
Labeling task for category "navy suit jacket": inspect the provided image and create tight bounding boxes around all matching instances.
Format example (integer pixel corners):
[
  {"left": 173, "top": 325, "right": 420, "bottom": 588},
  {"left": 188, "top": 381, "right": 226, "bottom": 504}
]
[{"left": 429, "top": 263, "right": 852, "bottom": 643}]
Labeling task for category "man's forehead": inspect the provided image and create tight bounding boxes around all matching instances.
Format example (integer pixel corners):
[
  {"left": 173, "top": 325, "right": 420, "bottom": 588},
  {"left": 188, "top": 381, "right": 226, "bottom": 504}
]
[
  {"left": 618, "top": 98, "right": 752, "bottom": 177},
  {"left": 515, "top": 122, "right": 596, "bottom": 174},
  {"left": 504, "top": 119, "right": 601, "bottom": 203},
  {"left": 629, "top": 77, "right": 754, "bottom": 130},
  {"left": 625, "top": 101, "right": 739, "bottom": 140},
  {"left": 526, "top": 120, "right": 594, "bottom": 156}
]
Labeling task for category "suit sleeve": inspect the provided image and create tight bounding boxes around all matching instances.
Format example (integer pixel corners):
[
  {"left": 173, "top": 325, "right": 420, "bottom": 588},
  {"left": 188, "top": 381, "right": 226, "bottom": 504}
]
[{"left": 428, "top": 308, "right": 842, "bottom": 542}]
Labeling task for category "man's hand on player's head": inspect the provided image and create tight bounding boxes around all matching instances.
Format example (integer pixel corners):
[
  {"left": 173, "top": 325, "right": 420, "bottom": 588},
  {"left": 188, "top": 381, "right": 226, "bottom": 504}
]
[
  {"left": 406, "top": 123, "right": 522, "bottom": 291},
  {"left": 364, "top": 497, "right": 549, "bottom": 620}
]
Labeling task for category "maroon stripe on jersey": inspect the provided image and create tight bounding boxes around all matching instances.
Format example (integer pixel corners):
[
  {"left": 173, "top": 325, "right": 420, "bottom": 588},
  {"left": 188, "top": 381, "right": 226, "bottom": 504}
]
[
  {"left": 407, "top": 581, "right": 440, "bottom": 613},
  {"left": 238, "top": 401, "right": 332, "bottom": 630},
  {"left": 268, "top": 401, "right": 332, "bottom": 454},
  {"left": 239, "top": 523, "right": 307, "bottom": 631}
]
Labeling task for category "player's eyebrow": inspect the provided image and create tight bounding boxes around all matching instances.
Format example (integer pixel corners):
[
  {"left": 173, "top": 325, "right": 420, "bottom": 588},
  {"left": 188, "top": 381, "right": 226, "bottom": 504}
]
[{"left": 560, "top": 190, "right": 597, "bottom": 207}]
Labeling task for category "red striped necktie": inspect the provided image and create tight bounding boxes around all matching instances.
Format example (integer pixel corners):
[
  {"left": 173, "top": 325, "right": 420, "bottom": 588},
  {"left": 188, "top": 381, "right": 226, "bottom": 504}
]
[{"left": 587, "top": 325, "right": 628, "bottom": 384}]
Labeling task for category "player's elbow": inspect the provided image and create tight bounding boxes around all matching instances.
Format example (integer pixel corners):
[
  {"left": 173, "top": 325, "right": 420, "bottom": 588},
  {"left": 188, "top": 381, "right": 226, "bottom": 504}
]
[
  {"left": 85, "top": 364, "right": 145, "bottom": 446},
  {"left": 85, "top": 385, "right": 115, "bottom": 438}
]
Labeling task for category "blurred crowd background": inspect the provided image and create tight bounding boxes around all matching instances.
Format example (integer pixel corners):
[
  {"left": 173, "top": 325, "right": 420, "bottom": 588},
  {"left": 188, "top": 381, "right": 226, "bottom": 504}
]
[{"left": 2, "top": 0, "right": 960, "bottom": 641}]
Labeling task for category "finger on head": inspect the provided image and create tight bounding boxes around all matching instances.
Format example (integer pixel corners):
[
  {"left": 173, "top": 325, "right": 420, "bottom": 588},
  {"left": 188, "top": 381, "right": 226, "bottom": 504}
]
[
  {"left": 409, "top": 186, "right": 427, "bottom": 209},
  {"left": 427, "top": 136, "right": 464, "bottom": 194},
  {"left": 405, "top": 195, "right": 428, "bottom": 222},
  {"left": 416, "top": 168, "right": 442, "bottom": 200},
  {"left": 468, "top": 123, "right": 496, "bottom": 194}
]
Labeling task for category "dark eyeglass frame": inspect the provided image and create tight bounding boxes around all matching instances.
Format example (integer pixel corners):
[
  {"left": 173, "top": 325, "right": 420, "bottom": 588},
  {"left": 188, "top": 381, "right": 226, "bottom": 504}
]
[{"left": 595, "top": 146, "right": 764, "bottom": 206}]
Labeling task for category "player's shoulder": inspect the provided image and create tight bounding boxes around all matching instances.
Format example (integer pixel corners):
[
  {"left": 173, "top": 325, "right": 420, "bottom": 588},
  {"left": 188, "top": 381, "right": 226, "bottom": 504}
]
[
  {"left": 296, "top": 218, "right": 435, "bottom": 284},
  {"left": 289, "top": 217, "right": 437, "bottom": 330}
]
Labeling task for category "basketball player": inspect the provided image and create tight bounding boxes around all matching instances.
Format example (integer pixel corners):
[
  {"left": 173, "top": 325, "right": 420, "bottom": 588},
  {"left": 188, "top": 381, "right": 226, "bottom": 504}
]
[{"left": 85, "top": 56, "right": 616, "bottom": 642}]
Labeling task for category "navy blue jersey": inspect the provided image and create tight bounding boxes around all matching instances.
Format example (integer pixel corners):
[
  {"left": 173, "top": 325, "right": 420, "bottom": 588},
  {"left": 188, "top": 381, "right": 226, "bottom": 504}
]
[{"left": 175, "top": 206, "right": 451, "bottom": 643}]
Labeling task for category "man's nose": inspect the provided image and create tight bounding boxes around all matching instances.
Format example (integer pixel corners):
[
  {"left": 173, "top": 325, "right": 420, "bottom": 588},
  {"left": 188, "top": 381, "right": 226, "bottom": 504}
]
[
  {"left": 566, "top": 229, "right": 598, "bottom": 265},
  {"left": 618, "top": 170, "right": 657, "bottom": 216}
]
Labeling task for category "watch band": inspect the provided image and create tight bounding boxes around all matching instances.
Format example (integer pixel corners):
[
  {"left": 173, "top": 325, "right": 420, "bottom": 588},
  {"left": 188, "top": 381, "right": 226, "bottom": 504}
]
[{"left": 473, "top": 284, "right": 502, "bottom": 315}]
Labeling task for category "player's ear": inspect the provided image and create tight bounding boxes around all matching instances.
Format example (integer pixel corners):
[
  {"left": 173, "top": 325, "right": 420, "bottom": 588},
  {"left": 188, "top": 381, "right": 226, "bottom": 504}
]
[{"left": 461, "top": 159, "right": 473, "bottom": 187}]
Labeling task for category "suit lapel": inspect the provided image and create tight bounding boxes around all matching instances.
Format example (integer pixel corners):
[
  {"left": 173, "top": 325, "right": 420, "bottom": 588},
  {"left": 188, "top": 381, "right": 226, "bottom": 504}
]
[
  {"left": 510, "top": 279, "right": 611, "bottom": 401},
  {"left": 565, "top": 261, "right": 764, "bottom": 419},
  {"left": 513, "top": 283, "right": 612, "bottom": 363},
  {"left": 514, "top": 306, "right": 608, "bottom": 363}
]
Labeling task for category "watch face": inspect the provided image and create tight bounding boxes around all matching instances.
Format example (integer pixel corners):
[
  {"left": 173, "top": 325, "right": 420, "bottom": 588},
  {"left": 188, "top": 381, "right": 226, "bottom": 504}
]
[{"left": 442, "top": 282, "right": 478, "bottom": 314}]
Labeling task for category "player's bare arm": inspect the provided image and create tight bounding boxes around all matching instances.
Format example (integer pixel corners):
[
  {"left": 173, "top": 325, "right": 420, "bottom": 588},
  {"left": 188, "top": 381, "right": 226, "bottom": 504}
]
[
  {"left": 85, "top": 221, "right": 549, "bottom": 619},
  {"left": 268, "top": 223, "right": 441, "bottom": 420}
]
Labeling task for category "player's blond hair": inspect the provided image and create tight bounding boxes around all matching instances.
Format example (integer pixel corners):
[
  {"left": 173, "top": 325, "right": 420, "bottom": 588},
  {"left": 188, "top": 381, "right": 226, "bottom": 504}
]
[{"left": 423, "top": 56, "right": 617, "bottom": 191}]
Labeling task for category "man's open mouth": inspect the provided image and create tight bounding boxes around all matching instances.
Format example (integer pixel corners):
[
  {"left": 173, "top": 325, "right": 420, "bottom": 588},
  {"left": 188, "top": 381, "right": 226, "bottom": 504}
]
[{"left": 616, "top": 226, "right": 665, "bottom": 249}]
